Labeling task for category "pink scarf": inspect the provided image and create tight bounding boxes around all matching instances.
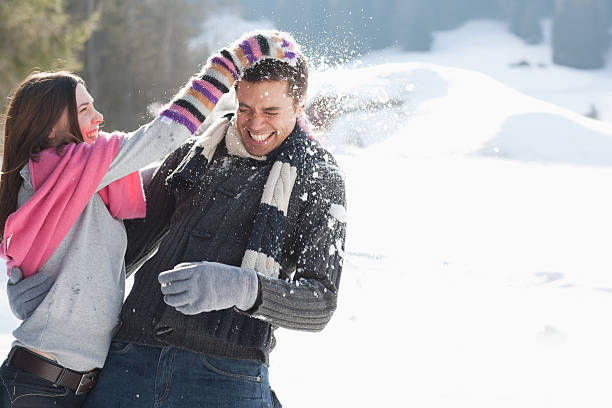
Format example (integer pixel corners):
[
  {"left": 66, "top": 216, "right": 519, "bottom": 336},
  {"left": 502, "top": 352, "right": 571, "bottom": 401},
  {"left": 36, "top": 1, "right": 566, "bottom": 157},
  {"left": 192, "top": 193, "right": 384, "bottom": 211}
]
[{"left": 1, "top": 132, "right": 146, "bottom": 277}]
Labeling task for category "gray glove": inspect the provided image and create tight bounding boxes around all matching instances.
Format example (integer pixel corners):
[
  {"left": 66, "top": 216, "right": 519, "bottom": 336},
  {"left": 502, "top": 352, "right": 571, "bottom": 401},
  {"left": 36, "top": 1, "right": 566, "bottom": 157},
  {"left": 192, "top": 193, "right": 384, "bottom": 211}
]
[
  {"left": 7, "top": 267, "right": 53, "bottom": 320},
  {"left": 158, "top": 261, "right": 259, "bottom": 315}
]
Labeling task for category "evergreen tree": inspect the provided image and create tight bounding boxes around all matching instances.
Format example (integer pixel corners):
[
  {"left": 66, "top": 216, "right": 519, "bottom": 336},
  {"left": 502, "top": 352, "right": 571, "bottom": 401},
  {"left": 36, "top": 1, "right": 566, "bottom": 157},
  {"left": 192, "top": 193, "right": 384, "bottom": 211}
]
[
  {"left": 553, "top": 0, "right": 609, "bottom": 69},
  {"left": 393, "top": 0, "right": 432, "bottom": 51},
  {"left": 430, "top": 0, "right": 474, "bottom": 30},
  {"left": 498, "top": 0, "right": 553, "bottom": 44},
  {"left": 73, "top": 0, "right": 218, "bottom": 131},
  {"left": 0, "top": 0, "right": 97, "bottom": 109}
]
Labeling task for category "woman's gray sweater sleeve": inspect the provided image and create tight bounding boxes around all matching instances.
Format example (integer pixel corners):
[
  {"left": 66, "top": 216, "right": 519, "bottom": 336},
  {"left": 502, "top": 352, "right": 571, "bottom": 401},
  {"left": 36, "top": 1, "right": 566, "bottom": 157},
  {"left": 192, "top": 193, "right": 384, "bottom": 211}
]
[{"left": 97, "top": 117, "right": 191, "bottom": 191}]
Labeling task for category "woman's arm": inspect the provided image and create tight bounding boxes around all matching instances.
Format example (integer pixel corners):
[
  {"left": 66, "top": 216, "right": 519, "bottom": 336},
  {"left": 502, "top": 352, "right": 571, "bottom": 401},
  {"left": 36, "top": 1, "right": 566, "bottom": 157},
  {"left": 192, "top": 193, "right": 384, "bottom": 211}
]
[
  {"left": 96, "top": 43, "right": 242, "bottom": 191},
  {"left": 124, "top": 140, "right": 194, "bottom": 277}
]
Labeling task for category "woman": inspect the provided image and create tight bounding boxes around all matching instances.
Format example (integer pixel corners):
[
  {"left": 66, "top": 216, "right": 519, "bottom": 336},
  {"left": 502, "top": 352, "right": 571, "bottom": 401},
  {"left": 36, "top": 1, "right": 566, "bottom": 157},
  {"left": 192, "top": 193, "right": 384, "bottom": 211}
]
[{"left": 0, "top": 51, "right": 235, "bottom": 407}]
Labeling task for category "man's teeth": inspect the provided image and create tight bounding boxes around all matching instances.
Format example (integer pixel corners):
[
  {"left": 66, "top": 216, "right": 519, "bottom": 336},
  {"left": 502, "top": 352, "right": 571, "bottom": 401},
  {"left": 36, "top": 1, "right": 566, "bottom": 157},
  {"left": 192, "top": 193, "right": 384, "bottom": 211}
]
[{"left": 249, "top": 131, "right": 272, "bottom": 142}]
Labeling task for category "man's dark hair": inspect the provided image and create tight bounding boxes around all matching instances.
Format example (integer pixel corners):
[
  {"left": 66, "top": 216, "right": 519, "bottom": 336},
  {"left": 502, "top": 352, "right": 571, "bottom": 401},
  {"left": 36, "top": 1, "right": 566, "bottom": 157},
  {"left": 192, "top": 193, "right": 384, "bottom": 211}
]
[{"left": 239, "top": 57, "right": 308, "bottom": 105}]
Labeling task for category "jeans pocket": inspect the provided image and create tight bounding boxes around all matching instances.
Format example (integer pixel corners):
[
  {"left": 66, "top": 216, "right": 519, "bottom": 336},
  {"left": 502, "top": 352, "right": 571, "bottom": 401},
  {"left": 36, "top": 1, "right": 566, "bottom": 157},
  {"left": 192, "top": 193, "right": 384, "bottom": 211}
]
[
  {"left": 4, "top": 370, "right": 69, "bottom": 406},
  {"left": 108, "top": 341, "right": 133, "bottom": 355},
  {"left": 200, "top": 355, "right": 262, "bottom": 383}
]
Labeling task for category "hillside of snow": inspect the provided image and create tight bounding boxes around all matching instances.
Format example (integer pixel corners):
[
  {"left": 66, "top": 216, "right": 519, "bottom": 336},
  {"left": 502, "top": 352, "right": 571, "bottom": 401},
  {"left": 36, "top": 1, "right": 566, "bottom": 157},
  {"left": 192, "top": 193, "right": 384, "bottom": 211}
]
[
  {"left": 2, "top": 19, "right": 612, "bottom": 408},
  {"left": 269, "top": 60, "right": 612, "bottom": 407},
  {"left": 360, "top": 19, "right": 612, "bottom": 125}
]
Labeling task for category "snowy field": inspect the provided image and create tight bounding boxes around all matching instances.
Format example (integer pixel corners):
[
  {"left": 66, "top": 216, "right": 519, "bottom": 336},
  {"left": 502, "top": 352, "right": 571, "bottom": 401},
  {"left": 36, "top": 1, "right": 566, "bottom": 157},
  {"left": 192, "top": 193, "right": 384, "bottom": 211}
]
[
  {"left": 3, "top": 19, "right": 612, "bottom": 407},
  {"left": 272, "top": 21, "right": 612, "bottom": 407}
]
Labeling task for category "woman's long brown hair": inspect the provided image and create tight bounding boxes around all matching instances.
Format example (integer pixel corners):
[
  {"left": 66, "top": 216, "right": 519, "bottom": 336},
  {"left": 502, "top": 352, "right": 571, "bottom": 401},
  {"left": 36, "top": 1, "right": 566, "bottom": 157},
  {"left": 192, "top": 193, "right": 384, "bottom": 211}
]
[{"left": 0, "top": 71, "right": 85, "bottom": 239}]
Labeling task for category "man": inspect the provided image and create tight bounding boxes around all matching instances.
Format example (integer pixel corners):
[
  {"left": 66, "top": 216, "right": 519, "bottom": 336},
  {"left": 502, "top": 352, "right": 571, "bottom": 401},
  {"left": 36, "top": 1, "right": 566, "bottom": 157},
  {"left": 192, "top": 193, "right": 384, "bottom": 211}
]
[
  {"left": 8, "top": 30, "right": 346, "bottom": 407},
  {"left": 99, "top": 33, "right": 346, "bottom": 407}
]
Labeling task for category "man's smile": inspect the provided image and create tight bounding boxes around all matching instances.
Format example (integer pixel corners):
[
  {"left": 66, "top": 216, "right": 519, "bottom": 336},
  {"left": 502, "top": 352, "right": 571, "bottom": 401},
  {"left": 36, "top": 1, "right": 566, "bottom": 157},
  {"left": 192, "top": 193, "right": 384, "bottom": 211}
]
[{"left": 246, "top": 129, "right": 276, "bottom": 144}]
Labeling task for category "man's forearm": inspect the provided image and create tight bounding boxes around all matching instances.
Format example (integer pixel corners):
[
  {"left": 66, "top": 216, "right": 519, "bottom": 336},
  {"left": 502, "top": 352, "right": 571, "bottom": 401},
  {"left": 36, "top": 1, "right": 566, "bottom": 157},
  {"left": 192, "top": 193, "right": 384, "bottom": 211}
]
[{"left": 250, "top": 274, "right": 338, "bottom": 332}]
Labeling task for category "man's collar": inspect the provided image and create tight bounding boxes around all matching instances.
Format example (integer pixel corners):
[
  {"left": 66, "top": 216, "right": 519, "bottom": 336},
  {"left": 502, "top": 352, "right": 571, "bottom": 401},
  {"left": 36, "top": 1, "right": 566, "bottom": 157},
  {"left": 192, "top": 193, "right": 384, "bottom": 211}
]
[{"left": 264, "top": 120, "right": 303, "bottom": 161}]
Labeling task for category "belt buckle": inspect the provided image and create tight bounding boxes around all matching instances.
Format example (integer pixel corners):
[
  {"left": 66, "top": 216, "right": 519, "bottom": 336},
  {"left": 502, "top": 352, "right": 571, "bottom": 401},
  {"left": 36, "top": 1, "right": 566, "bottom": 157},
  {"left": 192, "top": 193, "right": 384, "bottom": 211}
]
[{"left": 75, "top": 370, "right": 98, "bottom": 396}]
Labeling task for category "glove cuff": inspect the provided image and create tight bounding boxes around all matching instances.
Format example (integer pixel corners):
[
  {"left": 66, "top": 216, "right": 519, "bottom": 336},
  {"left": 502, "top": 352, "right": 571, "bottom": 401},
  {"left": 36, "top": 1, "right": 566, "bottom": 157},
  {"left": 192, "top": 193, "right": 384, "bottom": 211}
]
[{"left": 236, "top": 268, "right": 259, "bottom": 311}]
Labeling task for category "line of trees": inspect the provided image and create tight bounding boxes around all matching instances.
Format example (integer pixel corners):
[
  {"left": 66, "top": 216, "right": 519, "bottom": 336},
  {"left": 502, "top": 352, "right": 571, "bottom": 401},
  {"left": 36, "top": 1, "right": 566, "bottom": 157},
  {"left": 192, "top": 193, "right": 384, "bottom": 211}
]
[
  {"left": 241, "top": 0, "right": 612, "bottom": 70},
  {"left": 2, "top": 0, "right": 611, "bottom": 136},
  {"left": 1, "top": 0, "right": 230, "bottom": 134},
  {"left": 0, "top": 0, "right": 97, "bottom": 109}
]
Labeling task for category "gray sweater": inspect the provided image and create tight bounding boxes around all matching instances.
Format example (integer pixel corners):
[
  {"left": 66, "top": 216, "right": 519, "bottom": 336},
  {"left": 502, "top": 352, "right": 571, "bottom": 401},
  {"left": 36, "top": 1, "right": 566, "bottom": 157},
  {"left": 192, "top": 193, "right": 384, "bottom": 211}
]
[{"left": 12, "top": 117, "right": 190, "bottom": 371}]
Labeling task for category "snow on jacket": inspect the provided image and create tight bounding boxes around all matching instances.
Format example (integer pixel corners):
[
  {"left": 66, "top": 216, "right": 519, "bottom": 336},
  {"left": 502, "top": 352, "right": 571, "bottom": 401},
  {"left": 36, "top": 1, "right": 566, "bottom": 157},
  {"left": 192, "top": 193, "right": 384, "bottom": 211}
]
[{"left": 116, "top": 119, "right": 347, "bottom": 363}]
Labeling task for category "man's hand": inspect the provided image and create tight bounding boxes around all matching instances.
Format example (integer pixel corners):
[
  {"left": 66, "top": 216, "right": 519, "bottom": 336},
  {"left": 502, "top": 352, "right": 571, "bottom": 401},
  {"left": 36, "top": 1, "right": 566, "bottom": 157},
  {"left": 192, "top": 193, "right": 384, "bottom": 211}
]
[
  {"left": 158, "top": 261, "right": 258, "bottom": 315},
  {"left": 7, "top": 267, "right": 53, "bottom": 320}
]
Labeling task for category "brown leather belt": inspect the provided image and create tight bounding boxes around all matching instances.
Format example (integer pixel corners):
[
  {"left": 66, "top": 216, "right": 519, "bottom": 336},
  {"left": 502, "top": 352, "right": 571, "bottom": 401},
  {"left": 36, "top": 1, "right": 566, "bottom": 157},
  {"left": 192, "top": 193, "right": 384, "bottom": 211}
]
[{"left": 7, "top": 347, "right": 99, "bottom": 396}]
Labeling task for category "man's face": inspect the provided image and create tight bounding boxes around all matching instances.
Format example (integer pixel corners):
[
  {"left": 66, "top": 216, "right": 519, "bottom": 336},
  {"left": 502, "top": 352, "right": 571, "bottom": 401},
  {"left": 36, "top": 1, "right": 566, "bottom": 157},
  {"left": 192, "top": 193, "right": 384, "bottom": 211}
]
[{"left": 235, "top": 80, "right": 304, "bottom": 157}]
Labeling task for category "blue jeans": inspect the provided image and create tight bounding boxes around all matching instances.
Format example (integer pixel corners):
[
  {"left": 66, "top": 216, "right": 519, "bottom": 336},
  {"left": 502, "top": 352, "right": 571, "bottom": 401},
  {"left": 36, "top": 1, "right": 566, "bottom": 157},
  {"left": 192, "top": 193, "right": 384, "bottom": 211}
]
[
  {"left": 0, "top": 359, "right": 87, "bottom": 408},
  {"left": 83, "top": 341, "right": 275, "bottom": 408}
]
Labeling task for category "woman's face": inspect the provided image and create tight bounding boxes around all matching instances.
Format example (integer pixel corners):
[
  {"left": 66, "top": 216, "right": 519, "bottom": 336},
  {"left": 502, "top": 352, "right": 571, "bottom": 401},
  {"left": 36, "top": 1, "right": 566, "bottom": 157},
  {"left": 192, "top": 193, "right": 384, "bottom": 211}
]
[
  {"left": 75, "top": 83, "right": 103, "bottom": 144},
  {"left": 50, "top": 83, "right": 103, "bottom": 146}
]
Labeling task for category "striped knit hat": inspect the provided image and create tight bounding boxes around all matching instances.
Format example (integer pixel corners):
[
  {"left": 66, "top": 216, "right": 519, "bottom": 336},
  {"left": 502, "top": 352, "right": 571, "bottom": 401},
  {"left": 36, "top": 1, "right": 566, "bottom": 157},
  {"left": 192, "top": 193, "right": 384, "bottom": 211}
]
[{"left": 160, "top": 30, "right": 301, "bottom": 135}]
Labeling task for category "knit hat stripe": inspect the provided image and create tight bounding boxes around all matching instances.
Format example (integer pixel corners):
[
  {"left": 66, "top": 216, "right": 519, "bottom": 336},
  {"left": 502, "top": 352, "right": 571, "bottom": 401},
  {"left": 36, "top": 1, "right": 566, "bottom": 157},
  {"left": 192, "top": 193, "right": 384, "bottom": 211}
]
[
  {"left": 247, "top": 37, "right": 263, "bottom": 60},
  {"left": 281, "top": 38, "right": 292, "bottom": 49},
  {"left": 160, "top": 110, "right": 198, "bottom": 134},
  {"left": 191, "top": 81, "right": 219, "bottom": 105},
  {"left": 169, "top": 103, "right": 202, "bottom": 128},
  {"left": 209, "top": 61, "right": 237, "bottom": 86},
  {"left": 202, "top": 70, "right": 233, "bottom": 93},
  {"left": 239, "top": 41, "right": 256, "bottom": 64},
  {"left": 192, "top": 79, "right": 224, "bottom": 101},
  {"left": 210, "top": 56, "right": 238, "bottom": 80},
  {"left": 180, "top": 92, "right": 210, "bottom": 119},
  {"left": 220, "top": 50, "right": 238, "bottom": 71},
  {"left": 255, "top": 35, "right": 270, "bottom": 55},
  {"left": 268, "top": 35, "right": 297, "bottom": 62},
  {"left": 200, "top": 75, "right": 229, "bottom": 94},
  {"left": 174, "top": 99, "right": 206, "bottom": 123},
  {"left": 187, "top": 88, "right": 216, "bottom": 113},
  {"left": 234, "top": 46, "right": 250, "bottom": 69}
]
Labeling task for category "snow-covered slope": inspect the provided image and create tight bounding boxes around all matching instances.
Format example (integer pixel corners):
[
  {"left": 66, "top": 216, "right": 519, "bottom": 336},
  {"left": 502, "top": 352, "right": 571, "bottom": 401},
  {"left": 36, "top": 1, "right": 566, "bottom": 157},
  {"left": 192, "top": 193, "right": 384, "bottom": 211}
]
[
  {"left": 360, "top": 19, "right": 612, "bottom": 125},
  {"left": 309, "top": 61, "right": 612, "bottom": 166},
  {"left": 269, "top": 62, "right": 612, "bottom": 407},
  {"left": 2, "top": 19, "right": 612, "bottom": 408}
]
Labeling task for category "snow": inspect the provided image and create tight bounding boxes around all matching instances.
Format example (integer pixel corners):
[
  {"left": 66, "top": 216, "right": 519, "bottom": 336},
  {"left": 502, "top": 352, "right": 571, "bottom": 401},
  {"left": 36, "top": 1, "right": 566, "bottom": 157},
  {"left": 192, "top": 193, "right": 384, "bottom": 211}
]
[
  {"left": 2, "top": 17, "right": 612, "bottom": 408},
  {"left": 329, "top": 203, "right": 347, "bottom": 223},
  {"left": 189, "top": 10, "right": 274, "bottom": 54},
  {"left": 358, "top": 19, "right": 612, "bottom": 124},
  {"left": 268, "top": 20, "right": 612, "bottom": 408}
]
